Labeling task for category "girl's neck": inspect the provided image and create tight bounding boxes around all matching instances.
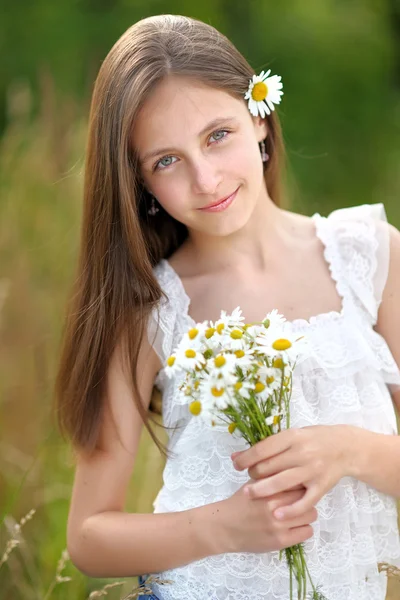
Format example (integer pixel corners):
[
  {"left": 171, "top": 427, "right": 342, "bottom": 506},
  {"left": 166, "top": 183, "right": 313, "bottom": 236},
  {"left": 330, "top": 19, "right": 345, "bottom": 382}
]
[{"left": 175, "top": 191, "right": 308, "bottom": 277}]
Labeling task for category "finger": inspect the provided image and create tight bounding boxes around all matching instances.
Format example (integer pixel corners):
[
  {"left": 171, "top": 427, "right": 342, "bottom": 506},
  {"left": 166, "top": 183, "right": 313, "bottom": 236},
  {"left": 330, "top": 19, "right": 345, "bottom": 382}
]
[
  {"left": 248, "top": 449, "right": 298, "bottom": 481},
  {"left": 273, "top": 484, "right": 321, "bottom": 521},
  {"left": 266, "top": 488, "right": 306, "bottom": 512},
  {"left": 281, "top": 524, "right": 314, "bottom": 549},
  {"left": 285, "top": 507, "right": 318, "bottom": 529},
  {"left": 233, "top": 429, "right": 298, "bottom": 471},
  {"left": 245, "top": 467, "right": 309, "bottom": 498}
]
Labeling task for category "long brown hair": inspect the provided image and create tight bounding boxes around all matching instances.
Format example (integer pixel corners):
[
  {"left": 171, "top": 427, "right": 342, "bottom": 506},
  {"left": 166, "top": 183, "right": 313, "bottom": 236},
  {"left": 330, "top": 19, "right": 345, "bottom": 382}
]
[{"left": 54, "top": 14, "right": 287, "bottom": 458}]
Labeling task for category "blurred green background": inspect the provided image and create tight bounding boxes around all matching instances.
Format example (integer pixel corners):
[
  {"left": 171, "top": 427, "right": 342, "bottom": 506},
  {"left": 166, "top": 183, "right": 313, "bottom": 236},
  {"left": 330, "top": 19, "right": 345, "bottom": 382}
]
[{"left": 1, "top": 1, "right": 400, "bottom": 598}]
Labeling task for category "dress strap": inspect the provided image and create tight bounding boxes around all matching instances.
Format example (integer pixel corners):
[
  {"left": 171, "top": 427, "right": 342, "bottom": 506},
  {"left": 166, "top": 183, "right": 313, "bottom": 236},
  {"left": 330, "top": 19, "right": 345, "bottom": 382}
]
[
  {"left": 314, "top": 203, "right": 390, "bottom": 325},
  {"left": 147, "top": 259, "right": 190, "bottom": 366}
]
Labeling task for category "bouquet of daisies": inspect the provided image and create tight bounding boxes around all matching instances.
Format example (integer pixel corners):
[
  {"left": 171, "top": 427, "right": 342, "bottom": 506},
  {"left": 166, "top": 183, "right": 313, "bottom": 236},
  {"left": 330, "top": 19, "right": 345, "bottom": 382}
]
[{"left": 165, "top": 307, "right": 327, "bottom": 600}]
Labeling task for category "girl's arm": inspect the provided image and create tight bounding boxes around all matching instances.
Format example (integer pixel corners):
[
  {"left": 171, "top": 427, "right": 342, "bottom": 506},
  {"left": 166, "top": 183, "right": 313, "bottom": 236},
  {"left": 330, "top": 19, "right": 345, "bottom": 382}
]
[{"left": 66, "top": 334, "right": 224, "bottom": 578}]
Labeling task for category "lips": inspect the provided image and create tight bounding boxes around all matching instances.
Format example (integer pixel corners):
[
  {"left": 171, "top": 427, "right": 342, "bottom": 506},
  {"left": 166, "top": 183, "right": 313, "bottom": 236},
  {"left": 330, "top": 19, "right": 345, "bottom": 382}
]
[{"left": 199, "top": 187, "right": 240, "bottom": 210}]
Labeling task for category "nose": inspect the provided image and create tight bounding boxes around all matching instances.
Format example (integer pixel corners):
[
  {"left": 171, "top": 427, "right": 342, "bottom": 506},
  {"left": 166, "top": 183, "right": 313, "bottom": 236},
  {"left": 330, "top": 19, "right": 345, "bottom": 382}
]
[{"left": 190, "top": 154, "right": 223, "bottom": 196}]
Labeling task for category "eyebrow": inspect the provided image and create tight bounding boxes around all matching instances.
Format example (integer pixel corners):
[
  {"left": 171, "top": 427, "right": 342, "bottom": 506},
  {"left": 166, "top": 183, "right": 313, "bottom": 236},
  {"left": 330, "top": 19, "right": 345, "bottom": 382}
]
[{"left": 140, "top": 117, "right": 238, "bottom": 165}]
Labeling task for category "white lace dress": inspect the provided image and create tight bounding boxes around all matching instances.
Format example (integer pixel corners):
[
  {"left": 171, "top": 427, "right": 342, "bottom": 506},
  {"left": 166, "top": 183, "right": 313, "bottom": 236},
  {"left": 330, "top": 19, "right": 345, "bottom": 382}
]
[{"left": 145, "top": 203, "right": 400, "bottom": 600}]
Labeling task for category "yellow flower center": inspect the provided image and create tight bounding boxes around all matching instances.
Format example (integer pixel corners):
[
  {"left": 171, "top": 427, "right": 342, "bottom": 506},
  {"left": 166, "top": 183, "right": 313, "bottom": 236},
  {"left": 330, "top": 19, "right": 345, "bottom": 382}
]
[
  {"left": 273, "top": 357, "right": 284, "bottom": 369},
  {"left": 216, "top": 323, "right": 225, "bottom": 334},
  {"left": 194, "top": 380, "right": 200, "bottom": 389},
  {"left": 184, "top": 386, "right": 192, "bottom": 395},
  {"left": 252, "top": 81, "right": 268, "bottom": 102},
  {"left": 255, "top": 382, "right": 265, "bottom": 393},
  {"left": 205, "top": 327, "right": 215, "bottom": 339},
  {"left": 214, "top": 355, "right": 226, "bottom": 368},
  {"left": 188, "top": 328, "right": 199, "bottom": 339},
  {"left": 228, "top": 423, "right": 237, "bottom": 434},
  {"left": 211, "top": 386, "right": 225, "bottom": 397},
  {"left": 235, "top": 349, "right": 245, "bottom": 358},
  {"left": 234, "top": 382, "right": 242, "bottom": 390},
  {"left": 273, "top": 415, "right": 281, "bottom": 426},
  {"left": 185, "top": 349, "right": 196, "bottom": 358},
  {"left": 189, "top": 400, "right": 202, "bottom": 416},
  {"left": 230, "top": 329, "right": 243, "bottom": 339},
  {"left": 267, "top": 376, "right": 275, "bottom": 384},
  {"left": 272, "top": 338, "right": 292, "bottom": 351},
  {"left": 167, "top": 356, "right": 176, "bottom": 367}
]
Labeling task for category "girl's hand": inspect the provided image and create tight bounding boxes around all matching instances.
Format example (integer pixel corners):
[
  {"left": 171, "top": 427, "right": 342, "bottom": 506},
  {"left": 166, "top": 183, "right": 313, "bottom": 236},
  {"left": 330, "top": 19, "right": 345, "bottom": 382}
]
[
  {"left": 231, "top": 424, "right": 354, "bottom": 522},
  {"left": 221, "top": 482, "right": 317, "bottom": 554}
]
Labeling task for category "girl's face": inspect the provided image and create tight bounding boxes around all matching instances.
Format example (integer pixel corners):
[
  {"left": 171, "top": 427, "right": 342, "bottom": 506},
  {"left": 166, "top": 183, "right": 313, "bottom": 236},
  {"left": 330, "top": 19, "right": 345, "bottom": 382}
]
[{"left": 132, "top": 75, "right": 268, "bottom": 237}]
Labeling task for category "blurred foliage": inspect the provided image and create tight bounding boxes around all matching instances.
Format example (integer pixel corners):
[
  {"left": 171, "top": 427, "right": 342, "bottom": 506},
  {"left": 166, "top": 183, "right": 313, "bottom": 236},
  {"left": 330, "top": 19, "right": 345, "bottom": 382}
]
[
  {"left": 1, "top": 0, "right": 400, "bottom": 217},
  {"left": 1, "top": 1, "right": 400, "bottom": 598}
]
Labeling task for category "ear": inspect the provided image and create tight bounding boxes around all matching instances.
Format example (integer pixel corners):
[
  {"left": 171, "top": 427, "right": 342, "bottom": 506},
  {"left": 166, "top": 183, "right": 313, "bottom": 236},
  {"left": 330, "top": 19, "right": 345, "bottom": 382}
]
[{"left": 253, "top": 115, "right": 268, "bottom": 143}]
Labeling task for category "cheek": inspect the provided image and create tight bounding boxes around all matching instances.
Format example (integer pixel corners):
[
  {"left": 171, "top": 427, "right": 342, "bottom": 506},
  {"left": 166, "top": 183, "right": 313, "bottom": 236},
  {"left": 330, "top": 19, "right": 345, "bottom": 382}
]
[{"left": 151, "top": 177, "right": 188, "bottom": 220}]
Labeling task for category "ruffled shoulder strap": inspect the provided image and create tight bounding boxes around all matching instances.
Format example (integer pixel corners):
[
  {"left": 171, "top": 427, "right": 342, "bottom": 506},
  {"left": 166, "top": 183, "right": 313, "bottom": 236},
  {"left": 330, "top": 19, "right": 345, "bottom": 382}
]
[
  {"left": 320, "top": 203, "right": 390, "bottom": 325},
  {"left": 147, "top": 259, "right": 189, "bottom": 366}
]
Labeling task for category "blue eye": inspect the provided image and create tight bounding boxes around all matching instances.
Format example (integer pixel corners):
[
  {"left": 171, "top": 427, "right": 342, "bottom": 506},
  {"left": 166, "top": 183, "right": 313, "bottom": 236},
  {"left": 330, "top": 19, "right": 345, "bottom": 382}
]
[
  {"left": 153, "top": 128, "right": 231, "bottom": 172},
  {"left": 210, "top": 129, "right": 229, "bottom": 143},
  {"left": 157, "top": 156, "right": 177, "bottom": 170}
]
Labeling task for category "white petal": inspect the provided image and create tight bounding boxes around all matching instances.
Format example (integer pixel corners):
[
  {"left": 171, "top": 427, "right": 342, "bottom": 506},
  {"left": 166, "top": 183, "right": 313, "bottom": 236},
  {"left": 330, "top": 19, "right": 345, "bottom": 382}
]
[
  {"left": 248, "top": 99, "right": 259, "bottom": 116},
  {"left": 261, "top": 101, "right": 271, "bottom": 116},
  {"left": 257, "top": 102, "right": 266, "bottom": 119},
  {"left": 261, "top": 69, "right": 271, "bottom": 81}
]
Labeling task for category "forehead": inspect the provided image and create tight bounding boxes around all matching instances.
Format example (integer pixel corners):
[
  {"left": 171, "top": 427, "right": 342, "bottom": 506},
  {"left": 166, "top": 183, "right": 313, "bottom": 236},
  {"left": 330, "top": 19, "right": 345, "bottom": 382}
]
[{"left": 131, "top": 76, "right": 247, "bottom": 155}]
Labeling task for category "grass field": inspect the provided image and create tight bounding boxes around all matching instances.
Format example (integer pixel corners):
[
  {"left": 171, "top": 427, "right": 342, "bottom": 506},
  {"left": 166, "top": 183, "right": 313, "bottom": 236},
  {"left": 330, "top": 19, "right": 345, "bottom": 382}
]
[{"left": 1, "top": 98, "right": 400, "bottom": 599}]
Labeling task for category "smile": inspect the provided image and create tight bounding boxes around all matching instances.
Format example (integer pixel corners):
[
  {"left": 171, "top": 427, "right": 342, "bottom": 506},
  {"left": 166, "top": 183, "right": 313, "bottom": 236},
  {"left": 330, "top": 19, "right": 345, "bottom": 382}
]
[{"left": 197, "top": 186, "right": 240, "bottom": 213}]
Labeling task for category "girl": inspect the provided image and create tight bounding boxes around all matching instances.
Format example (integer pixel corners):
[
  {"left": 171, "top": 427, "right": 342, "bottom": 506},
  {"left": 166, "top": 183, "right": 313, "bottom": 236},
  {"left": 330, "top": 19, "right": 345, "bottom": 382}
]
[{"left": 55, "top": 14, "right": 400, "bottom": 600}]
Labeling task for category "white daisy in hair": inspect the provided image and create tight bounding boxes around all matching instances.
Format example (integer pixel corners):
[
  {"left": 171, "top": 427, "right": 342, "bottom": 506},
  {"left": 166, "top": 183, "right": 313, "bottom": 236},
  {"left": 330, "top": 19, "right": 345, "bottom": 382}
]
[{"left": 244, "top": 69, "right": 284, "bottom": 118}]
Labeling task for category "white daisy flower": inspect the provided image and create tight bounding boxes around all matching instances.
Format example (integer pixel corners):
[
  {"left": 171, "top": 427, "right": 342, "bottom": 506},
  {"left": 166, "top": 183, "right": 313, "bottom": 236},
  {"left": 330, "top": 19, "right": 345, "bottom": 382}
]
[
  {"left": 257, "top": 365, "right": 283, "bottom": 392},
  {"left": 206, "top": 352, "right": 238, "bottom": 383},
  {"left": 175, "top": 321, "right": 209, "bottom": 353},
  {"left": 213, "top": 306, "right": 245, "bottom": 336},
  {"left": 244, "top": 70, "right": 284, "bottom": 118},
  {"left": 265, "top": 407, "right": 285, "bottom": 428},
  {"left": 253, "top": 379, "right": 274, "bottom": 403},
  {"left": 230, "top": 347, "right": 256, "bottom": 371},
  {"left": 242, "top": 324, "right": 262, "bottom": 340},
  {"left": 262, "top": 309, "right": 287, "bottom": 330},
  {"left": 232, "top": 379, "right": 254, "bottom": 400},
  {"left": 165, "top": 354, "right": 183, "bottom": 378},
  {"left": 255, "top": 328, "right": 306, "bottom": 364},
  {"left": 199, "top": 374, "right": 233, "bottom": 411},
  {"left": 220, "top": 326, "right": 249, "bottom": 352},
  {"left": 174, "top": 346, "right": 206, "bottom": 371}
]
